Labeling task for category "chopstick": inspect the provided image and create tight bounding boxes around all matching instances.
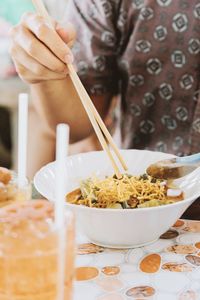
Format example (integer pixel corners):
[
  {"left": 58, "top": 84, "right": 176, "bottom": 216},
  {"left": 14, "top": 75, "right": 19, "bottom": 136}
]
[
  {"left": 68, "top": 65, "right": 128, "bottom": 172},
  {"left": 32, "top": 0, "right": 128, "bottom": 178},
  {"left": 68, "top": 66, "right": 125, "bottom": 178}
]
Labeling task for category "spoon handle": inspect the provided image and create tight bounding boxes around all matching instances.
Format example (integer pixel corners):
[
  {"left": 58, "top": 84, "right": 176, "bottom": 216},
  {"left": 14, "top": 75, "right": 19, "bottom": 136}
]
[{"left": 177, "top": 153, "right": 200, "bottom": 164}]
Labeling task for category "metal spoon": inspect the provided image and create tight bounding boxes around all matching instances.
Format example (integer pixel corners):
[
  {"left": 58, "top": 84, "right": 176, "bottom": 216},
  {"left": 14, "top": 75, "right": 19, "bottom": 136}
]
[{"left": 146, "top": 153, "right": 200, "bottom": 180}]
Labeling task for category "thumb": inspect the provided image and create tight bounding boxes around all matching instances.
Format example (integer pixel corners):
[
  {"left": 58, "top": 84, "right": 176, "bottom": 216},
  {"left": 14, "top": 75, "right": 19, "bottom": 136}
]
[{"left": 56, "top": 22, "right": 76, "bottom": 48}]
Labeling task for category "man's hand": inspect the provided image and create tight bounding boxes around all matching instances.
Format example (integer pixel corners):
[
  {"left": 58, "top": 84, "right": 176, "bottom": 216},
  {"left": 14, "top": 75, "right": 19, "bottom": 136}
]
[{"left": 9, "top": 12, "right": 76, "bottom": 84}]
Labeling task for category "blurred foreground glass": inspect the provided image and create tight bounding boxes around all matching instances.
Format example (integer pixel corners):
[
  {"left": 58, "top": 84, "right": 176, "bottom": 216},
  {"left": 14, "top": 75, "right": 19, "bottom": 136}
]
[
  {"left": 0, "top": 170, "right": 31, "bottom": 207},
  {"left": 0, "top": 200, "right": 75, "bottom": 300}
]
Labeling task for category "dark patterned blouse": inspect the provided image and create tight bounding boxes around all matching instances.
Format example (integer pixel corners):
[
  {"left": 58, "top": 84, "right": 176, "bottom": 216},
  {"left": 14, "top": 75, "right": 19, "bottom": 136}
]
[{"left": 67, "top": 0, "right": 200, "bottom": 156}]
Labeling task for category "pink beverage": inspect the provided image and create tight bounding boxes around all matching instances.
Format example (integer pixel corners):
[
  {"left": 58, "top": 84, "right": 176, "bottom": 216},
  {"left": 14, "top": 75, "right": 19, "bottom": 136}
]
[
  {"left": 0, "top": 200, "right": 75, "bottom": 300},
  {"left": 0, "top": 167, "right": 31, "bottom": 207}
]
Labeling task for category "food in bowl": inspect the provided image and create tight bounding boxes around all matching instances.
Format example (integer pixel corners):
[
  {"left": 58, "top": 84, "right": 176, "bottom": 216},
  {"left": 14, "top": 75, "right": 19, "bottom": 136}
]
[
  {"left": 0, "top": 167, "right": 31, "bottom": 207},
  {"left": 66, "top": 173, "right": 184, "bottom": 209}
]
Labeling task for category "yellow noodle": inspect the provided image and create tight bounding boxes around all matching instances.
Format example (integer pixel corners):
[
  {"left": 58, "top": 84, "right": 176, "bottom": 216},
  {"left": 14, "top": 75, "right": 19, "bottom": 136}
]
[{"left": 66, "top": 174, "right": 183, "bottom": 209}]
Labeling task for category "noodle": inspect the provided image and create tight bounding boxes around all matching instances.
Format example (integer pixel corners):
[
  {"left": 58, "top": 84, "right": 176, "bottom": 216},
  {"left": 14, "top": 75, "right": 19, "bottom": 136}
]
[{"left": 66, "top": 174, "right": 184, "bottom": 209}]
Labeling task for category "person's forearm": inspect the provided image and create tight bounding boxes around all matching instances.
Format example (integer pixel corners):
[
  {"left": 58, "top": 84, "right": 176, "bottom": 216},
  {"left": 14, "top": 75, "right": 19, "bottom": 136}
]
[
  {"left": 27, "top": 105, "right": 55, "bottom": 179},
  {"left": 31, "top": 76, "right": 112, "bottom": 143},
  {"left": 31, "top": 76, "right": 94, "bottom": 142}
]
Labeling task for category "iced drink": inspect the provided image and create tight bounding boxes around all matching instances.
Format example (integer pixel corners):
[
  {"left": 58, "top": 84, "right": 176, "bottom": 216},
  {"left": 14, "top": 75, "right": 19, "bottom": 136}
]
[
  {"left": 0, "top": 200, "right": 75, "bottom": 300},
  {"left": 0, "top": 167, "right": 31, "bottom": 207}
]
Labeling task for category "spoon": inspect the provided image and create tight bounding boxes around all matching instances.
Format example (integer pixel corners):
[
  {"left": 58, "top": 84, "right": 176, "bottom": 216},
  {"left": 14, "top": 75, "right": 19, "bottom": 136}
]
[{"left": 146, "top": 153, "right": 200, "bottom": 180}]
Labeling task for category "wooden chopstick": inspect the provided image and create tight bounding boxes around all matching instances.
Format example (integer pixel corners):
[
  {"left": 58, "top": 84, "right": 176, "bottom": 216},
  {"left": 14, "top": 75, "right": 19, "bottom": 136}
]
[
  {"left": 68, "top": 64, "right": 128, "bottom": 172},
  {"left": 32, "top": 0, "right": 52, "bottom": 25},
  {"left": 68, "top": 66, "right": 124, "bottom": 178},
  {"left": 32, "top": 0, "right": 127, "bottom": 178}
]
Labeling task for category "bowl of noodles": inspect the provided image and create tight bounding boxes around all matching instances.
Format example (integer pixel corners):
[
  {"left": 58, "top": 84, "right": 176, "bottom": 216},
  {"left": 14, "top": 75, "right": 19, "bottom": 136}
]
[{"left": 34, "top": 150, "right": 200, "bottom": 248}]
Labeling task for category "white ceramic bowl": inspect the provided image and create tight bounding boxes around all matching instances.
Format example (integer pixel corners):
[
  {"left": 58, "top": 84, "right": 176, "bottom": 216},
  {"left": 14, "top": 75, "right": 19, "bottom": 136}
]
[{"left": 34, "top": 150, "right": 200, "bottom": 248}]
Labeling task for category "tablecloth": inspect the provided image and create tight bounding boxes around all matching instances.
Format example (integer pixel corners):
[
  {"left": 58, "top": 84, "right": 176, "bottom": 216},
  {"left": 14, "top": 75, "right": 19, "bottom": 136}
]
[{"left": 74, "top": 219, "right": 200, "bottom": 300}]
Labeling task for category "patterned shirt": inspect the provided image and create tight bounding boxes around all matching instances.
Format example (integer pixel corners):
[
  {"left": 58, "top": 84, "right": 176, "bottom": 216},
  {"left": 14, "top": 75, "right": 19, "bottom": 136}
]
[{"left": 66, "top": 0, "right": 200, "bottom": 155}]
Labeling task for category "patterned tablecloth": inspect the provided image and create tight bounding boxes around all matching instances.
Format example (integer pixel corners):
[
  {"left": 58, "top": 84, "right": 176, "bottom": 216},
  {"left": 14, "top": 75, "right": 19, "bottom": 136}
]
[{"left": 74, "top": 219, "right": 200, "bottom": 300}]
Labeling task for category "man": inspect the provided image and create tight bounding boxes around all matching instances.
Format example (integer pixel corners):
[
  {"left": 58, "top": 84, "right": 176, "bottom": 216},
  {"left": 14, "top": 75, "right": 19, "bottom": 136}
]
[{"left": 10, "top": 0, "right": 200, "bottom": 218}]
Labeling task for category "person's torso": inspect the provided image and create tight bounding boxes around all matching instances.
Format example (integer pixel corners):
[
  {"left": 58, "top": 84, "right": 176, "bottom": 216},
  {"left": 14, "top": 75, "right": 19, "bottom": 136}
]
[{"left": 118, "top": 0, "right": 200, "bottom": 155}]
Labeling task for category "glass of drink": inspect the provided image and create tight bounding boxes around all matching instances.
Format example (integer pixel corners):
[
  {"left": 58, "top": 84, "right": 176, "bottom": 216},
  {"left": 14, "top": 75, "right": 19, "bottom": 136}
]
[
  {"left": 0, "top": 167, "right": 31, "bottom": 207},
  {"left": 0, "top": 200, "right": 75, "bottom": 300}
]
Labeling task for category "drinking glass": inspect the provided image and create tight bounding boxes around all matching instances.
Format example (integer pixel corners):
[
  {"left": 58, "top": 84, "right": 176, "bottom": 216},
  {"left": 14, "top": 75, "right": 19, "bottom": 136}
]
[
  {"left": 0, "top": 170, "right": 31, "bottom": 207},
  {"left": 0, "top": 200, "right": 75, "bottom": 300}
]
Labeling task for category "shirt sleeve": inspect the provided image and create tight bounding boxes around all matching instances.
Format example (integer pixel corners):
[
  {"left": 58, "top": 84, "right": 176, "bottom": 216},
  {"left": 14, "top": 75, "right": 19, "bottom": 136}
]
[{"left": 65, "top": 0, "right": 121, "bottom": 96}]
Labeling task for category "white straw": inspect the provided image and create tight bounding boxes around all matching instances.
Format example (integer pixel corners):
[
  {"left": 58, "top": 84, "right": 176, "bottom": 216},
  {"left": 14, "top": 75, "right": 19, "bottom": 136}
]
[
  {"left": 55, "top": 123, "right": 69, "bottom": 300},
  {"left": 55, "top": 123, "right": 69, "bottom": 227},
  {"left": 17, "top": 93, "right": 28, "bottom": 188}
]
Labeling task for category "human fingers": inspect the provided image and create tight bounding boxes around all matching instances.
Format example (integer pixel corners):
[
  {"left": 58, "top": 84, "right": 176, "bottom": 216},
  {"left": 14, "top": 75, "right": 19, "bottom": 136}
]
[
  {"left": 10, "top": 42, "right": 67, "bottom": 84},
  {"left": 22, "top": 12, "right": 74, "bottom": 63},
  {"left": 10, "top": 24, "right": 68, "bottom": 74},
  {"left": 56, "top": 22, "right": 76, "bottom": 48}
]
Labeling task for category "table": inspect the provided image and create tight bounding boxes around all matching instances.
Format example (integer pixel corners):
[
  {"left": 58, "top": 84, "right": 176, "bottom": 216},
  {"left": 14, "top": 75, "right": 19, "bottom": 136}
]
[{"left": 74, "top": 219, "right": 200, "bottom": 300}]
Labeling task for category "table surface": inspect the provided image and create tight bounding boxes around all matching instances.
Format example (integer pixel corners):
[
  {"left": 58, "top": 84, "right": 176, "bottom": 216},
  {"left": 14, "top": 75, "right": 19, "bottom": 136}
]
[{"left": 74, "top": 219, "right": 200, "bottom": 300}]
